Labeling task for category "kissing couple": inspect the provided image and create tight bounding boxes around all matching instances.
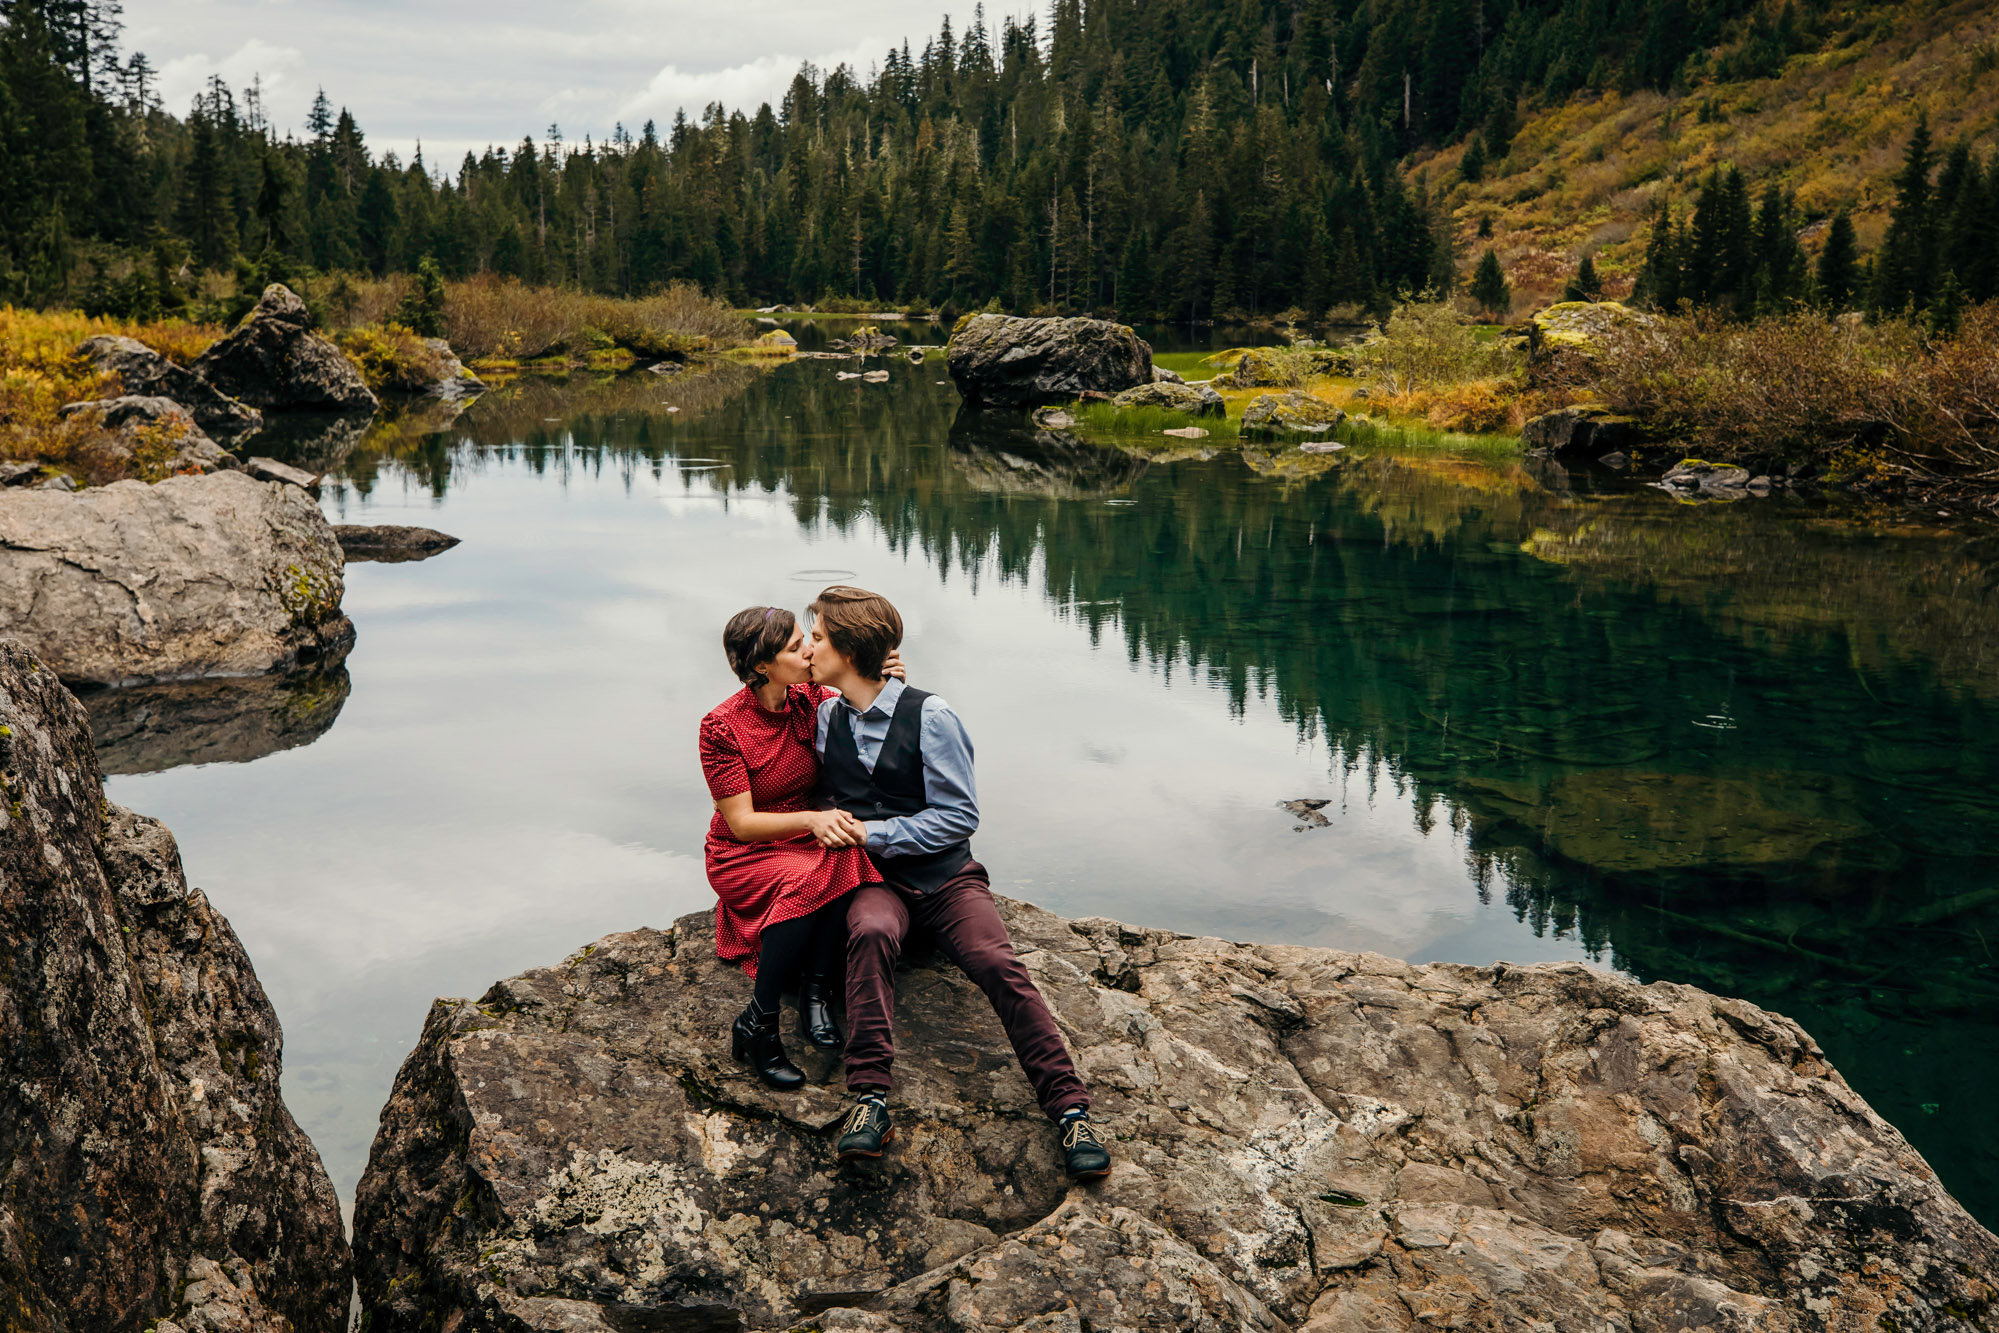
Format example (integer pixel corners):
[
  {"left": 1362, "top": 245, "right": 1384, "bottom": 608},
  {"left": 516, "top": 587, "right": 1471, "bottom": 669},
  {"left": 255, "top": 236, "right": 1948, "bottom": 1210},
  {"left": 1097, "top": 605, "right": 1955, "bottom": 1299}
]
[{"left": 696, "top": 585, "right": 1111, "bottom": 1181}]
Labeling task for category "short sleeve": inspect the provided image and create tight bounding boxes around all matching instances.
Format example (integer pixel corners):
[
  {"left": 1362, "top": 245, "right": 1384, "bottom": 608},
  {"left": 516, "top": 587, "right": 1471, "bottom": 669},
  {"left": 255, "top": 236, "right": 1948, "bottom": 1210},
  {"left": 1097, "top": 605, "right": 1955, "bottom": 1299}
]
[{"left": 699, "top": 715, "right": 750, "bottom": 800}]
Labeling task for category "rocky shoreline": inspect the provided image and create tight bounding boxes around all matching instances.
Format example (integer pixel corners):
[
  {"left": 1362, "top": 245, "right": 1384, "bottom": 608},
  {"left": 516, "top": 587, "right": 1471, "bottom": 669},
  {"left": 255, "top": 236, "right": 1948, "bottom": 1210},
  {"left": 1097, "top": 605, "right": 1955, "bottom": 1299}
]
[
  {"left": 0, "top": 642, "right": 349, "bottom": 1331},
  {"left": 352, "top": 902, "right": 1999, "bottom": 1332}
]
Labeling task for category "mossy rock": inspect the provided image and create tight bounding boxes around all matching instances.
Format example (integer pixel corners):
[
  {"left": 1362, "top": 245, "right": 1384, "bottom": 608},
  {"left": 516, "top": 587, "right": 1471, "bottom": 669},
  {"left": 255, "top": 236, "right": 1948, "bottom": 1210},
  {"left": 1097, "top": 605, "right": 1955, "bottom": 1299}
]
[
  {"left": 1240, "top": 391, "right": 1345, "bottom": 435},
  {"left": 1528, "top": 301, "right": 1656, "bottom": 351}
]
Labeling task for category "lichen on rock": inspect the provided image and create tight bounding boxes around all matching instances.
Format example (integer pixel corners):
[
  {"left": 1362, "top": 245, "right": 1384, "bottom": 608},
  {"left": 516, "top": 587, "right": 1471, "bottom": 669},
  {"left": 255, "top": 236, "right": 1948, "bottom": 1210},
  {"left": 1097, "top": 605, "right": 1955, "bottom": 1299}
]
[{"left": 353, "top": 902, "right": 1999, "bottom": 1332}]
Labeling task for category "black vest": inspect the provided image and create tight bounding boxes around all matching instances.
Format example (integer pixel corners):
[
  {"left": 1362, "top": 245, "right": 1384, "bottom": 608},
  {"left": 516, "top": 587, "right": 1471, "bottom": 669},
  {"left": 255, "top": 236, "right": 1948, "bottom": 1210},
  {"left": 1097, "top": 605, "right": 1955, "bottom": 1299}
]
[{"left": 819, "top": 685, "right": 972, "bottom": 895}]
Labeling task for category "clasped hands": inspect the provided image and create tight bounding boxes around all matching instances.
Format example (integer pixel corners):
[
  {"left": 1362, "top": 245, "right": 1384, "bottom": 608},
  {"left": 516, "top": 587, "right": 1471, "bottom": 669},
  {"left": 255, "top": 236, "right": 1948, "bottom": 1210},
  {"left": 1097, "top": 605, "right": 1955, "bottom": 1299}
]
[{"left": 805, "top": 807, "right": 870, "bottom": 849}]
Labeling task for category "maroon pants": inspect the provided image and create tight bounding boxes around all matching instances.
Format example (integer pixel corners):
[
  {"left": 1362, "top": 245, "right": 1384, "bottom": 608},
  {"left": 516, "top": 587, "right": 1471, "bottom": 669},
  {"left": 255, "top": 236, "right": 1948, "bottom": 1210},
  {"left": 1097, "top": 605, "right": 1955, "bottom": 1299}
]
[{"left": 843, "top": 864, "right": 1089, "bottom": 1121}]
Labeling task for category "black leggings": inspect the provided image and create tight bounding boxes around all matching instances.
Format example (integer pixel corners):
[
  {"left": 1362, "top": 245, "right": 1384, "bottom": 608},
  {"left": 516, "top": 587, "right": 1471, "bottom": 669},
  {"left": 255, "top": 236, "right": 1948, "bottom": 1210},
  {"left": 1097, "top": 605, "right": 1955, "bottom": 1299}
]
[{"left": 751, "top": 896, "right": 850, "bottom": 1013}]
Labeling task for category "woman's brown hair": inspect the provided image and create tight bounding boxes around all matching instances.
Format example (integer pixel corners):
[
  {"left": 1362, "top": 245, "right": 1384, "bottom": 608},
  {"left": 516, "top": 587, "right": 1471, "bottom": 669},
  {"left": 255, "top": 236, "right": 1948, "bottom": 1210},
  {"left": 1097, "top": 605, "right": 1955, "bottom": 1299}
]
[
  {"left": 807, "top": 585, "right": 902, "bottom": 679},
  {"left": 723, "top": 606, "right": 797, "bottom": 686}
]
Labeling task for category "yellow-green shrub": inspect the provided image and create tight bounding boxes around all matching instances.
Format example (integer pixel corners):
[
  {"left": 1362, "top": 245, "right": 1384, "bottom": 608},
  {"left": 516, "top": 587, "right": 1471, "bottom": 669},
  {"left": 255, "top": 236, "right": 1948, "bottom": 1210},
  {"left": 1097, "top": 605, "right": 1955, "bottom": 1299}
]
[{"left": 337, "top": 324, "right": 452, "bottom": 392}]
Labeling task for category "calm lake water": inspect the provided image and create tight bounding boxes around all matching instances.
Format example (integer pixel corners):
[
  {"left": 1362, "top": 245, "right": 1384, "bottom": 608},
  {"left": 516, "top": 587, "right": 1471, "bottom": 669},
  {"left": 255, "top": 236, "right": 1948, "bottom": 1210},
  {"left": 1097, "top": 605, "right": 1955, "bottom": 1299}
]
[{"left": 100, "top": 322, "right": 1999, "bottom": 1228}]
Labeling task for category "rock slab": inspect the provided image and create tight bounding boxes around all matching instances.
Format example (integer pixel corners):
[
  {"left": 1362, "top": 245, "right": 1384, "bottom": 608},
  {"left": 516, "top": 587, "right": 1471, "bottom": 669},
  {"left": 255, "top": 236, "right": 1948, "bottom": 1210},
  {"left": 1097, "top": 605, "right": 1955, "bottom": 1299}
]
[
  {"left": 946, "top": 314, "right": 1152, "bottom": 408},
  {"left": 0, "top": 642, "right": 350, "bottom": 1331},
  {"left": 0, "top": 469, "right": 352, "bottom": 685},
  {"left": 195, "top": 284, "right": 380, "bottom": 412},
  {"left": 353, "top": 903, "right": 1999, "bottom": 1333},
  {"left": 334, "top": 523, "right": 462, "bottom": 563}
]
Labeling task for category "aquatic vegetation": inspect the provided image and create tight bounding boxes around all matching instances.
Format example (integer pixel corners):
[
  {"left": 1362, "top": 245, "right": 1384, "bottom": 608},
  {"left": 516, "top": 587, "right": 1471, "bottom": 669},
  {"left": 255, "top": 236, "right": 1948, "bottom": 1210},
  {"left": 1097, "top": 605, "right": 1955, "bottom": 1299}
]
[{"left": 1072, "top": 402, "right": 1241, "bottom": 442}]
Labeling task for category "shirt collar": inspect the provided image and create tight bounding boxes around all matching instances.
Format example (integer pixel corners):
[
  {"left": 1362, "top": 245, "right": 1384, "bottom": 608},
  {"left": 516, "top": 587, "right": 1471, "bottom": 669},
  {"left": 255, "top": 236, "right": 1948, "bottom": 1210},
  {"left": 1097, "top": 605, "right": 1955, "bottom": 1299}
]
[{"left": 843, "top": 675, "right": 904, "bottom": 718}]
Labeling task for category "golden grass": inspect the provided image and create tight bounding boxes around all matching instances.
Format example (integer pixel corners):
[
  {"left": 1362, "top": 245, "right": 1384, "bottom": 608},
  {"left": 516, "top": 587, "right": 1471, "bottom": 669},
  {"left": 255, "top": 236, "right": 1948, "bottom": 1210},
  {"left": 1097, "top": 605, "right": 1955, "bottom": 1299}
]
[
  {"left": 1437, "top": 0, "right": 1999, "bottom": 311},
  {"left": 0, "top": 307, "right": 225, "bottom": 472}
]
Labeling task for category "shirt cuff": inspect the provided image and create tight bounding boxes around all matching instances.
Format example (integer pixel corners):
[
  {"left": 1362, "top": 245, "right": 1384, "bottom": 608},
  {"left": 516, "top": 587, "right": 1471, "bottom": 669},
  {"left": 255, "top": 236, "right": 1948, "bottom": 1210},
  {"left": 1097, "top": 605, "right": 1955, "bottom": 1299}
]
[{"left": 864, "top": 822, "right": 892, "bottom": 853}]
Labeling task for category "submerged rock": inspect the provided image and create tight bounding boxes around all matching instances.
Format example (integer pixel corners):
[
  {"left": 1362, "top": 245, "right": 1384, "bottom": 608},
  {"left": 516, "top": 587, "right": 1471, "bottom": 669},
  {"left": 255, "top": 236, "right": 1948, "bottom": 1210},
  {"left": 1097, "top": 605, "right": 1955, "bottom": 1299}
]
[
  {"left": 353, "top": 900, "right": 1998, "bottom": 1332},
  {"left": 75, "top": 333, "right": 265, "bottom": 441},
  {"left": 946, "top": 314, "right": 1153, "bottom": 408},
  {"left": 333, "top": 523, "right": 461, "bottom": 563},
  {"left": 194, "top": 284, "right": 379, "bottom": 412},
  {"left": 1111, "top": 379, "right": 1225, "bottom": 417},
  {"left": 0, "top": 469, "right": 351, "bottom": 685},
  {"left": 0, "top": 642, "right": 350, "bottom": 1331},
  {"left": 1241, "top": 390, "right": 1345, "bottom": 435}
]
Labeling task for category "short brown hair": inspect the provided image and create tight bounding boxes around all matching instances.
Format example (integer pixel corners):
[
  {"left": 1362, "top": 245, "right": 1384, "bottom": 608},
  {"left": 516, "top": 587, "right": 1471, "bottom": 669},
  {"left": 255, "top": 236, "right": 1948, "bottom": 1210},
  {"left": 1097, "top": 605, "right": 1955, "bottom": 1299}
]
[
  {"left": 808, "top": 586, "right": 901, "bottom": 679},
  {"left": 723, "top": 606, "right": 796, "bottom": 685}
]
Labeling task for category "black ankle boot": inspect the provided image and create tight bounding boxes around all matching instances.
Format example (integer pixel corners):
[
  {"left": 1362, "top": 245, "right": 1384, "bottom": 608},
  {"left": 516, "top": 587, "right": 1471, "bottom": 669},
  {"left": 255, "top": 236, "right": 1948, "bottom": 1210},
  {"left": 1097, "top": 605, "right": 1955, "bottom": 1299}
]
[
  {"left": 800, "top": 976, "right": 843, "bottom": 1049},
  {"left": 732, "top": 1004, "right": 805, "bottom": 1091}
]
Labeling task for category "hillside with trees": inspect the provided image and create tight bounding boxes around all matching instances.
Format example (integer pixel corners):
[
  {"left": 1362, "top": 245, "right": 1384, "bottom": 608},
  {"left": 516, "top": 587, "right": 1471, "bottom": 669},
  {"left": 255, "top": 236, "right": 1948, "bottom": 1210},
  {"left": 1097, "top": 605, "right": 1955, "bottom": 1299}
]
[{"left": 1, "top": 0, "right": 1994, "bottom": 320}]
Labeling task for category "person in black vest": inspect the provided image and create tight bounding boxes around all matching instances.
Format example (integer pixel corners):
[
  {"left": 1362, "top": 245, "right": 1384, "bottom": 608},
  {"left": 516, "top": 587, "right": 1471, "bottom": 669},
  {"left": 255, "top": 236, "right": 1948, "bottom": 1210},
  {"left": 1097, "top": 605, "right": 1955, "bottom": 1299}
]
[{"left": 800, "top": 585, "right": 1111, "bottom": 1181}]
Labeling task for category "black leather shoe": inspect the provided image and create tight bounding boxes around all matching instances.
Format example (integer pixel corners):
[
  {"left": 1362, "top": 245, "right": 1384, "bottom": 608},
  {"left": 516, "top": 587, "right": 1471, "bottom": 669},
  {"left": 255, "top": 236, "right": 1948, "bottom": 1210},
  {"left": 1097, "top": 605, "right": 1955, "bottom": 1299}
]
[
  {"left": 1059, "top": 1112, "right": 1112, "bottom": 1180},
  {"left": 800, "top": 976, "right": 843, "bottom": 1049},
  {"left": 732, "top": 1005, "right": 805, "bottom": 1091},
  {"left": 836, "top": 1097, "right": 894, "bottom": 1161}
]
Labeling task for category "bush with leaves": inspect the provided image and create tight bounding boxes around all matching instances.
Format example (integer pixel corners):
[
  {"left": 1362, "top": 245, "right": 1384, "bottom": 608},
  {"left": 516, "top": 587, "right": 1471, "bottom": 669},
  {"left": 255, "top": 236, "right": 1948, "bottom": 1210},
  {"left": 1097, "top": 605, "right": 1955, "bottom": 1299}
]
[
  {"left": 336, "top": 324, "right": 453, "bottom": 393},
  {"left": 1590, "top": 309, "right": 1918, "bottom": 463},
  {"left": 1355, "top": 301, "right": 1523, "bottom": 395}
]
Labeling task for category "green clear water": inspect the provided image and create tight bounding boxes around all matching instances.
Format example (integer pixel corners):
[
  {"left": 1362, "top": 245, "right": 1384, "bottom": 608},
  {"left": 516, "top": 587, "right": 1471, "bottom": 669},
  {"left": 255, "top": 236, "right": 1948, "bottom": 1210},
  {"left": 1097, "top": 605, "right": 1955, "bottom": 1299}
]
[{"left": 101, "top": 332, "right": 1999, "bottom": 1226}]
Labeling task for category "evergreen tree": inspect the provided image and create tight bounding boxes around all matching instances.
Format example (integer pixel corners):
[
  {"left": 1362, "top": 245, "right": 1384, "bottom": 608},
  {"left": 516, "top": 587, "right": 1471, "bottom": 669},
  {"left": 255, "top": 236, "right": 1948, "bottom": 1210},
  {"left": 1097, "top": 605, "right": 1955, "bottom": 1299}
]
[
  {"left": 1815, "top": 209, "right": 1859, "bottom": 312},
  {"left": 1872, "top": 114, "right": 1936, "bottom": 315},
  {"left": 1470, "top": 249, "right": 1510, "bottom": 316},
  {"left": 1634, "top": 203, "right": 1682, "bottom": 310},
  {"left": 1460, "top": 134, "right": 1486, "bottom": 183},
  {"left": 393, "top": 255, "right": 446, "bottom": 336},
  {"left": 1563, "top": 253, "right": 1603, "bottom": 302}
]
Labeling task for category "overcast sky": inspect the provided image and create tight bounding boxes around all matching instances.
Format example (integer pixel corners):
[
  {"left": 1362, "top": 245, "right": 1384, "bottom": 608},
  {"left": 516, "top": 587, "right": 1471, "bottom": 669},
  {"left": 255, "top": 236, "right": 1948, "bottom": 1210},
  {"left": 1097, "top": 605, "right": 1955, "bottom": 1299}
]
[{"left": 128, "top": 0, "right": 997, "bottom": 168}]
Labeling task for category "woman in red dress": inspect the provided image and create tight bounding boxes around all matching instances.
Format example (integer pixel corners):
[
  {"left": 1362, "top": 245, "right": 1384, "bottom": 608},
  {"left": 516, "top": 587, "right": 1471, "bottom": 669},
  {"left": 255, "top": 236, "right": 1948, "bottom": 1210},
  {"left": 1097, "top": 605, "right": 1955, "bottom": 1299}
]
[{"left": 699, "top": 605, "right": 883, "bottom": 1089}]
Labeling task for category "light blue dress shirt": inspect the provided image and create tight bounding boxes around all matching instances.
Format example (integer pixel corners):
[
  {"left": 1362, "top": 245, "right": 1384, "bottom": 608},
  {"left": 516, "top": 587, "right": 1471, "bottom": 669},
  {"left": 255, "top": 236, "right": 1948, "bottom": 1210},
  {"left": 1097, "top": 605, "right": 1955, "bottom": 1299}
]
[{"left": 814, "top": 676, "right": 980, "bottom": 858}]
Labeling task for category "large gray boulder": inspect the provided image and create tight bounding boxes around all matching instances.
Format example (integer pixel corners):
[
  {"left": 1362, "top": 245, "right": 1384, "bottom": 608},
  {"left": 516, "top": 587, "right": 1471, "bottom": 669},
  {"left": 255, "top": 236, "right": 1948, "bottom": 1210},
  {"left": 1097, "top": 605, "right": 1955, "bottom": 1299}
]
[
  {"left": 194, "top": 284, "right": 379, "bottom": 412},
  {"left": 0, "top": 469, "right": 351, "bottom": 685},
  {"left": 946, "top": 314, "right": 1153, "bottom": 408},
  {"left": 76, "top": 334, "right": 264, "bottom": 441},
  {"left": 353, "top": 903, "right": 1998, "bottom": 1333},
  {"left": 0, "top": 641, "right": 350, "bottom": 1331}
]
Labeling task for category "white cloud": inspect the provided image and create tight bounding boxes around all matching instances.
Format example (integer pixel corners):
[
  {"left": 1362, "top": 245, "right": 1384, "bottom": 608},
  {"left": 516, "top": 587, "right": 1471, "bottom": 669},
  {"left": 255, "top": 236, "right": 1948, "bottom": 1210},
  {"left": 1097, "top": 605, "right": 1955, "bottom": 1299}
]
[
  {"left": 157, "top": 37, "right": 302, "bottom": 117},
  {"left": 119, "top": 0, "right": 1021, "bottom": 162},
  {"left": 617, "top": 44, "right": 880, "bottom": 127}
]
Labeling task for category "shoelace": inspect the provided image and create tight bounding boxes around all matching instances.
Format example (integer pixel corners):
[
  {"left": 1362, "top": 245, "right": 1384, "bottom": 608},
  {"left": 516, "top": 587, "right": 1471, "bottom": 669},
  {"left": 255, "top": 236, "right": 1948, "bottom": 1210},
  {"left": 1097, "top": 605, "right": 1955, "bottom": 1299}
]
[
  {"left": 845, "top": 1102, "right": 882, "bottom": 1136},
  {"left": 1061, "top": 1117, "right": 1103, "bottom": 1150}
]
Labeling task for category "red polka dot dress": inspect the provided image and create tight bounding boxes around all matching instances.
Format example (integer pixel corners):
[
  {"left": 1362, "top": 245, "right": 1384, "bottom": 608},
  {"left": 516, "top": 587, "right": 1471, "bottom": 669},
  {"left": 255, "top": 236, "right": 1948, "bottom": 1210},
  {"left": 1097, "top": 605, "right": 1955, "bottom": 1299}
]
[{"left": 699, "top": 682, "right": 877, "bottom": 975}]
